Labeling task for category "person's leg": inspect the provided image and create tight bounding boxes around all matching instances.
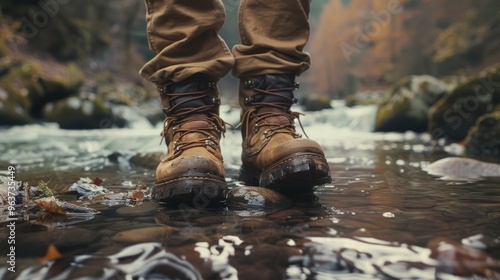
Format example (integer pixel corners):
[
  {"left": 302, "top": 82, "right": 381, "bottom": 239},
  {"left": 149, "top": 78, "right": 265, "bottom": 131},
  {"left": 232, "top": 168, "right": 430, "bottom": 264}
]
[
  {"left": 141, "top": 0, "right": 233, "bottom": 204},
  {"left": 234, "top": 0, "right": 332, "bottom": 192},
  {"left": 232, "top": 0, "right": 311, "bottom": 78},
  {"left": 141, "top": 0, "right": 234, "bottom": 83}
]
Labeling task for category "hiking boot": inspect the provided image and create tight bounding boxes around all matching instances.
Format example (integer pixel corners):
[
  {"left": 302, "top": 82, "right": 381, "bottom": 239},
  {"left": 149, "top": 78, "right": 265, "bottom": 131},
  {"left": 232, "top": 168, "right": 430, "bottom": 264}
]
[
  {"left": 154, "top": 74, "right": 227, "bottom": 204},
  {"left": 238, "top": 73, "right": 331, "bottom": 193}
]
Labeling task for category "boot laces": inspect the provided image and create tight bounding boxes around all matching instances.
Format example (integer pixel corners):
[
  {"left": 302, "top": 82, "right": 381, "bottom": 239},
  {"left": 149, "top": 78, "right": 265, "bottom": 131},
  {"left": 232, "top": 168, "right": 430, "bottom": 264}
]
[
  {"left": 159, "top": 89, "right": 227, "bottom": 160},
  {"left": 241, "top": 87, "right": 309, "bottom": 141}
]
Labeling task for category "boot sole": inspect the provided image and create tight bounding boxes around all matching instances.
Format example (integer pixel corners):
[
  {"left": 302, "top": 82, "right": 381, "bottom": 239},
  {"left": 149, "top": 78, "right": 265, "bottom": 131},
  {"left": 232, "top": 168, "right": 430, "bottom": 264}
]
[
  {"left": 239, "top": 154, "right": 332, "bottom": 193},
  {"left": 153, "top": 174, "right": 227, "bottom": 206}
]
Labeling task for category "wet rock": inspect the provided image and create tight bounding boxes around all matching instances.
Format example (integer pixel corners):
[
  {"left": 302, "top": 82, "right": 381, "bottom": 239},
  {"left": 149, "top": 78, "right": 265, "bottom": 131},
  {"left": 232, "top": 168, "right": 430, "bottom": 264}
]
[
  {"left": 0, "top": 84, "right": 33, "bottom": 126},
  {"left": 267, "top": 209, "right": 305, "bottom": 220},
  {"left": 111, "top": 226, "right": 177, "bottom": 243},
  {"left": 43, "top": 92, "right": 118, "bottom": 129},
  {"left": 298, "top": 218, "right": 335, "bottom": 228},
  {"left": 116, "top": 201, "right": 160, "bottom": 217},
  {"left": 429, "top": 65, "right": 500, "bottom": 141},
  {"left": 424, "top": 157, "right": 500, "bottom": 180},
  {"left": 375, "top": 75, "right": 450, "bottom": 132},
  {"left": 345, "top": 90, "right": 389, "bottom": 107},
  {"left": 9, "top": 61, "right": 84, "bottom": 116},
  {"left": 130, "top": 152, "right": 164, "bottom": 170},
  {"left": 464, "top": 111, "right": 500, "bottom": 163},
  {"left": 194, "top": 215, "right": 230, "bottom": 225},
  {"left": 299, "top": 94, "right": 332, "bottom": 111},
  {"left": 428, "top": 237, "right": 500, "bottom": 277},
  {"left": 29, "top": 63, "right": 85, "bottom": 115},
  {"left": 227, "top": 186, "right": 293, "bottom": 210},
  {"left": 241, "top": 218, "right": 276, "bottom": 232}
]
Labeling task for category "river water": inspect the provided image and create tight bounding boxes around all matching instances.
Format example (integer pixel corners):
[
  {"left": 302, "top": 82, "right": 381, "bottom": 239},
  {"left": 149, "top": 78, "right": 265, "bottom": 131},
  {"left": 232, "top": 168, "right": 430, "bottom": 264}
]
[{"left": 0, "top": 104, "right": 499, "bottom": 279}]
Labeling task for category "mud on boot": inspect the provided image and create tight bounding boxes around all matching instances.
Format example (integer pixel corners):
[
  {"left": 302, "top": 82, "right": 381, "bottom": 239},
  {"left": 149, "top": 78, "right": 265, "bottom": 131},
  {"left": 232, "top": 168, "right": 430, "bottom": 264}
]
[
  {"left": 238, "top": 73, "right": 332, "bottom": 193},
  {"left": 154, "top": 74, "right": 227, "bottom": 205}
]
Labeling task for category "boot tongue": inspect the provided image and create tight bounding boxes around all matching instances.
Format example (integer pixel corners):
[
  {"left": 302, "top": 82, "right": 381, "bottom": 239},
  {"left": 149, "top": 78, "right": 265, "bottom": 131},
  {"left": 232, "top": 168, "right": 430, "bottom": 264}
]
[{"left": 178, "top": 113, "right": 214, "bottom": 142}]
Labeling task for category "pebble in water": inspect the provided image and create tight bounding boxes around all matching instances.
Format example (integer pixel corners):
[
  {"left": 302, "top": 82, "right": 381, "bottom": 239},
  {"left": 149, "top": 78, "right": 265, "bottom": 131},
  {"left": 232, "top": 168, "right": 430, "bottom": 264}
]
[{"left": 111, "top": 226, "right": 177, "bottom": 243}]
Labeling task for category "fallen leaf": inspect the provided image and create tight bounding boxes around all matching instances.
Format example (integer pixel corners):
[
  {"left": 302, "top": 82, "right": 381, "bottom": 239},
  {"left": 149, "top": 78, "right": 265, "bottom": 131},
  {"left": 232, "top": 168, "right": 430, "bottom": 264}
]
[
  {"left": 34, "top": 197, "right": 99, "bottom": 216},
  {"left": 91, "top": 177, "right": 103, "bottom": 186},
  {"left": 36, "top": 244, "right": 62, "bottom": 263},
  {"left": 34, "top": 197, "right": 66, "bottom": 215}
]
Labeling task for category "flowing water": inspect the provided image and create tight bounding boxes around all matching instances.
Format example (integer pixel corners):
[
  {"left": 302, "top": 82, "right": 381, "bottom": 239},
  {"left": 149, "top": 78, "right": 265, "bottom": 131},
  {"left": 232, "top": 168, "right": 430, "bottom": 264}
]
[{"left": 0, "top": 104, "right": 499, "bottom": 280}]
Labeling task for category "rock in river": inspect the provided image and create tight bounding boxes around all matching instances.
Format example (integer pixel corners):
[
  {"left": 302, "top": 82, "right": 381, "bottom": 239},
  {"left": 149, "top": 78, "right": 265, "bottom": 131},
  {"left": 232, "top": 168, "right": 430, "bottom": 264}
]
[
  {"left": 464, "top": 111, "right": 500, "bottom": 164},
  {"left": 227, "top": 186, "right": 292, "bottom": 210},
  {"left": 429, "top": 65, "right": 500, "bottom": 141},
  {"left": 424, "top": 157, "right": 500, "bottom": 180},
  {"left": 43, "top": 92, "right": 116, "bottom": 129},
  {"left": 112, "top": 226, "right": 177, "bottom": 243},
  {"left": 375, "top": 75, "right": 450, "bottom": 132}
]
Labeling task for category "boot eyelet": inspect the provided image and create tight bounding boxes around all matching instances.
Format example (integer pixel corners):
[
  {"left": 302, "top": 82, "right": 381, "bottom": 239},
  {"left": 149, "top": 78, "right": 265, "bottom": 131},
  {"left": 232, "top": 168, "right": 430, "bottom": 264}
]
[{"left": 253, "top": 124, "right": 259, "bottom": 133}]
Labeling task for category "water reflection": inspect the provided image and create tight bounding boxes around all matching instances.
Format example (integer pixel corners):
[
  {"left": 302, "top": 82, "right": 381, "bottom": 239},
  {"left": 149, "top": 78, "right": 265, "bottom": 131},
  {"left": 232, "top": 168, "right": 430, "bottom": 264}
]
[{"left": 1, "top": 118, "right": 500, "bottom": 279}]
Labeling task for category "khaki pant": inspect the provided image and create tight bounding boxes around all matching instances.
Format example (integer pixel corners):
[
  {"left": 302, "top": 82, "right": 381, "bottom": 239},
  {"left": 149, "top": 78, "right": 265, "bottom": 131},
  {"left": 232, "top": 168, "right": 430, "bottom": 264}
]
[{"left": 140, "top": 0, "right": 311, "bottom": 84}]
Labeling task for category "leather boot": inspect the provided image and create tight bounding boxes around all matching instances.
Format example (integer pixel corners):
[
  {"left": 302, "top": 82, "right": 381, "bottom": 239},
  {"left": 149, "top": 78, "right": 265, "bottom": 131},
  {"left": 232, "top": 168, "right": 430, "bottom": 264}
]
[
  {"left": 154, "top": 74, "right": 227, "bottom": 204},
  {"left": 239, "top": 73, "right": 332, "bottom": 193}
]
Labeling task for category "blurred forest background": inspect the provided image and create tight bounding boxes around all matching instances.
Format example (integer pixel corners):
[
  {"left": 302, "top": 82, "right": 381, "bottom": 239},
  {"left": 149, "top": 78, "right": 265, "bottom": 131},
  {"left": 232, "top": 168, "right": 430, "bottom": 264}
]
[{"left": 1, "top": 0, "right": 500, "bottom": 140}]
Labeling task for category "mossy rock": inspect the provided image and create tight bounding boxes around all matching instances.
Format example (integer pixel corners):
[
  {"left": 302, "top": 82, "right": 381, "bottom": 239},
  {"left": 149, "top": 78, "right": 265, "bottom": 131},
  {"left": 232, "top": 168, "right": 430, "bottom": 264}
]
[
  {"left": 97, "top": 84, "right": 134, "bottom": 106},
  {"left": 0, "top": 59, "right": 34, "bottom": 126},
  {"left": 464, "top": 111, "right": 500, "bottom": 164},
  {"left": 300, "top": 95, "right": 332, "bottom": 111},
  {"left": 24, "top": 62, "right": 85, "bottom": 116},
  {"left": 130, "top": 152, "right": 164, "bottom": 170},
  {"left": 38, "top": 63, "right": 84, "bottom": 99},
  {"left": 428, "top": 65, "right": 500, "bottom": 141},
  {"left": 1, "top": 60, "right": 85, "bottom": 118},
  {"left": 0, "top": 88, "right": 34, "bottom": 126},
  {"left": 43, "top": 93, "right": 114, "bottom": 129},
  {"left": 345, "top": 90, "right": 389, "bottom": 107},
  {"left": 375, "top": 75, "right": 450, "bottom": 132}
]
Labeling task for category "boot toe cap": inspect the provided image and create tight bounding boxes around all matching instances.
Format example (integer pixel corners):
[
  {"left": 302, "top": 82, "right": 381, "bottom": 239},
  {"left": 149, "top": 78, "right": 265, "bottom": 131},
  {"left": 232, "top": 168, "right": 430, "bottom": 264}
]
[{"left": 156, "top": 156, "right": 225, "bottom": 181}]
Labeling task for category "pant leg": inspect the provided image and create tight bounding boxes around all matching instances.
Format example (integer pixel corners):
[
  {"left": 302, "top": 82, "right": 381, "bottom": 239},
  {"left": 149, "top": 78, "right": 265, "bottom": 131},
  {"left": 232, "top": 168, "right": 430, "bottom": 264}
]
[
  {"left": 140, "top": 0, "right": 234, "bottom": 84},
  {"left": 232, "top": 0, "right": 311, "bottom": 78}
]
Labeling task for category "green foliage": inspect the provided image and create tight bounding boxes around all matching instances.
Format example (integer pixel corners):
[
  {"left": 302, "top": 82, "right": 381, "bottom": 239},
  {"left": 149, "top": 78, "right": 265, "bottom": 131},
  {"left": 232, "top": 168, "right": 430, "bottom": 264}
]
[{"left": 38, "top": 180, "right": 55, "bottom": 197}]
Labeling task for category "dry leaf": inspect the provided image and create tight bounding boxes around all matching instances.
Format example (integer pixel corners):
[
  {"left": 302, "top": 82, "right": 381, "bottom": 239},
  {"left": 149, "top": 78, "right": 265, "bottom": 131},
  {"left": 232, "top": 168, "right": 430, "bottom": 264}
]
[{"left": 36, "top": 244, "right": 62, "bottom": 263}]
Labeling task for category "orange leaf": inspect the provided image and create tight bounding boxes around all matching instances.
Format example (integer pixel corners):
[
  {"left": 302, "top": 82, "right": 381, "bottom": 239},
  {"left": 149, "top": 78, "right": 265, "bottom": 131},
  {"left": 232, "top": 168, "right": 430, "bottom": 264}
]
[{"left": 36, "top": 244, "right": 62, "bottom": 263}]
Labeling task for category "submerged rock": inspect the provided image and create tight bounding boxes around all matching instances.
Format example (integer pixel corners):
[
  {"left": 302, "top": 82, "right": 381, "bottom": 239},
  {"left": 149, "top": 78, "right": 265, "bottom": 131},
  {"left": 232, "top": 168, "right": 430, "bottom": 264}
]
[
  {"left": 429, "top": 65, "right": 500, "bottom": 141},
  {"left": 375, "top": 75, "right": 450, "bottom": 132},
  {"left": 111, "top": 226, "right": 176, "bottom": 243},
  {"left": 428, "top": 237, "right": 500, "bottom": 277},
  {"left": 464, "top": 111, "right": 500, "bottom": 164},
  {"left": 424, "top": 157, "right": 500, "bottom": 180}
]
